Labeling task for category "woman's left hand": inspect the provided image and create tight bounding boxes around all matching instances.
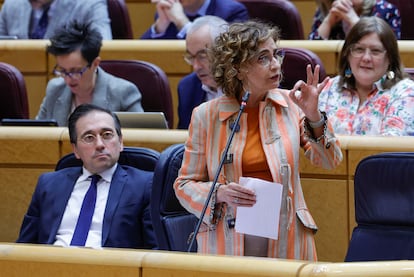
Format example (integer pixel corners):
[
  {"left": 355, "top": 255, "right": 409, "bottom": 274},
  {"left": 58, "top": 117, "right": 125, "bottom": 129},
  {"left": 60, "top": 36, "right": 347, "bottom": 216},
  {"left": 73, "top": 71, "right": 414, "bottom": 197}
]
[{"left": 289, "top": 64, "right": 329, "bottom": 121}]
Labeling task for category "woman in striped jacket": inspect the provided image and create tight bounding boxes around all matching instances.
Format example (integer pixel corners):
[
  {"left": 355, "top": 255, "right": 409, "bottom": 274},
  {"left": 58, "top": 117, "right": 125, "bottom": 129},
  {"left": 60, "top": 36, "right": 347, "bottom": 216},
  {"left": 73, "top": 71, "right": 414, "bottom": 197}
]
[{"left": 174, "top": 20, "right": 343, "bottom": 260}]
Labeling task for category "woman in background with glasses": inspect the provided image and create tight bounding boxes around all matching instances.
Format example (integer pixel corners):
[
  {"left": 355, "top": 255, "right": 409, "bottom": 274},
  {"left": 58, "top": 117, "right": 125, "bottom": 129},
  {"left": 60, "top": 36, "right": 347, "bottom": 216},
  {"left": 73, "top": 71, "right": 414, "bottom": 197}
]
[
  {"left": 319, "top": 17, "right": 414, "bottom": 136},
  {"left": 36, "top": 21, "right": 143, "bottom": 126},
  {"left": 174, "top": 20, "right": 343, "bottom": 260}
]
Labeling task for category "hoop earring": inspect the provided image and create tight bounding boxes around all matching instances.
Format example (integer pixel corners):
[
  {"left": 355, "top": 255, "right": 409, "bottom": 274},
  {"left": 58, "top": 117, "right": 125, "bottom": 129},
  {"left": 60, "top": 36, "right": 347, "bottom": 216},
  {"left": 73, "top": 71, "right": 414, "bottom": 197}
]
[{"left": 386, "top": 70, "right": 395, "bottom": 80}]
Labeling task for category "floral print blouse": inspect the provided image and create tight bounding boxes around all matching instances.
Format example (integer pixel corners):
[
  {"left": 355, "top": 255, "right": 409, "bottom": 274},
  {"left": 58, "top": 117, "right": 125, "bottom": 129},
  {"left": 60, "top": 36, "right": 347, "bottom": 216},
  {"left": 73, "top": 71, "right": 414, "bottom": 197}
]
[
  {"left": 318, "top": 76, "right": 414, "bottom": 136},
  {"left": 309, "top": 0, "right": 401, "bottom": 40}
]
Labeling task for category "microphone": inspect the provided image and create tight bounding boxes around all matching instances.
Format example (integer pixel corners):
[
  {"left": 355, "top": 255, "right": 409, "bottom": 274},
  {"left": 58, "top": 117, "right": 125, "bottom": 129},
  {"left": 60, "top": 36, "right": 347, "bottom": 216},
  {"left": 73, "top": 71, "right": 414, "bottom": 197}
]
[{"left": 187, "top": 91, "right": 250, "bottom": 252}]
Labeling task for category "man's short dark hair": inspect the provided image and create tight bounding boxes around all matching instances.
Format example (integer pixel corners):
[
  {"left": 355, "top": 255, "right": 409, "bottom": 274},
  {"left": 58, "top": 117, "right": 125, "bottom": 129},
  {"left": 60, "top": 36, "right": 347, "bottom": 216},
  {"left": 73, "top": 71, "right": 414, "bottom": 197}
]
[
  {"left": 68, "top": 104, "right": 122, "bottom": 145},
  {"left": 47, "top": 21, "right": 103, "bottom": 64}
]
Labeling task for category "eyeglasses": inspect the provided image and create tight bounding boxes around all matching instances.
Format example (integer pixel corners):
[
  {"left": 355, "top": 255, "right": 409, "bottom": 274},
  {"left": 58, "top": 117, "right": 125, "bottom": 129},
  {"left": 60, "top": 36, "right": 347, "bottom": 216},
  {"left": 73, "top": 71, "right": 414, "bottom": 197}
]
[
  {"left": 53, "top": 64, "right": 90, "bottom": 80},
  {"left": 256, "top": 49, "right": 285, "bottom": 67},
  {"left": 78, "top": 131, "right": 116, "bottom": 144},
  {"left": 183, "top": 49, "right": 208, "bottom": 65},
  {"left": 350, "top": 45, "right": 387, "bottom": 59}
]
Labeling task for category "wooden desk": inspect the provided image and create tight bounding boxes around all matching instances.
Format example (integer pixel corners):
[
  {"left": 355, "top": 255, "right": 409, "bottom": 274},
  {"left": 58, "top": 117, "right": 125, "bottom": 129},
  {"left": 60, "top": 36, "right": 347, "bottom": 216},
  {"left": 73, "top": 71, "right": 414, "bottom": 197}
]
[
  {"left": 2, "top": 243, "right": 414, "bottom": 276},
  {"left": 1, "top": 127, "right": 414, "bottom": 262}
]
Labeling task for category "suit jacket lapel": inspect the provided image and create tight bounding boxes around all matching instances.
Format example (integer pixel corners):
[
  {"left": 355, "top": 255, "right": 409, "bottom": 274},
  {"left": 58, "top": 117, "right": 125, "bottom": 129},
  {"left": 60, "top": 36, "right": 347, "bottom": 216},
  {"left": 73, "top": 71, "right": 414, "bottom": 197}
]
[
  {"left": 48, "top": 168, "right": 81, "bottom": 243},
  {"left": 21, "top": 4, "right": 32, "bottom": 37},
  {"left": 101, "top": 165, "right": 126, "bottom": 245},
  {"left": 45, "top": 0, "right": 75, "bottom": 38},
  {"left": 54, "top": 86, "right": 73, "bottom": 126},
  {"left": 92, "top": 67, "right": 111, "bottom": 108}
]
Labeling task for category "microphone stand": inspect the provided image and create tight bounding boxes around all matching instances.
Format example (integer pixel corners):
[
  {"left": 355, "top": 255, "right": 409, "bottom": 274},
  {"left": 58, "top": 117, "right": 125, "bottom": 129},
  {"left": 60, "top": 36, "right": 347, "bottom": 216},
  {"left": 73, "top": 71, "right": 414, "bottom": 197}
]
[{"left": 187, "top": 91, "right": 250, "bottom": 252}]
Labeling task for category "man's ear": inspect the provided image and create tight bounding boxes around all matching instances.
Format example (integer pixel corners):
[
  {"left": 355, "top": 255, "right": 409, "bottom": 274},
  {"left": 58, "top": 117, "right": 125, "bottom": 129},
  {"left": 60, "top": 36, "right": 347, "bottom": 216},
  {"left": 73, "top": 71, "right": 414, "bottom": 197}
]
[{"left": 72, "top": 143, "right": 81, "bottom": 159}]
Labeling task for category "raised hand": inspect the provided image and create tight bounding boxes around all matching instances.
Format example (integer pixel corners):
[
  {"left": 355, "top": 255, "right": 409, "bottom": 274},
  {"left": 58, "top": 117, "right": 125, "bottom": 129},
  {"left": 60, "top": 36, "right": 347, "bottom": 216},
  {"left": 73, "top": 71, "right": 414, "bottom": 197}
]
[{"left": 289, "top": 64, "right": 329, "bottom": 122}]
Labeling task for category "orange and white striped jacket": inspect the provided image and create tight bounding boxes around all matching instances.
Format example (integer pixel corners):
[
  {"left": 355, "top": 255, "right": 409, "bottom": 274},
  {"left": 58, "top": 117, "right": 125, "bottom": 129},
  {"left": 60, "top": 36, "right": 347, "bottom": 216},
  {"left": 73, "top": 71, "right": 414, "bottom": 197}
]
[{"left": 174, "top": 89, "right": 343, "bottom": 260}]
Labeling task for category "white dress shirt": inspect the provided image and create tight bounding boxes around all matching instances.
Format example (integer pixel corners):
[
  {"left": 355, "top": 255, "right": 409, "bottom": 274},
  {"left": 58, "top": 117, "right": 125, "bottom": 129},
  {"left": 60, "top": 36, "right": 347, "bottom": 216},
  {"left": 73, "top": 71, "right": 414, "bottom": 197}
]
[{"left": 54, "top": 163, "right": 117, "bottom": 248}]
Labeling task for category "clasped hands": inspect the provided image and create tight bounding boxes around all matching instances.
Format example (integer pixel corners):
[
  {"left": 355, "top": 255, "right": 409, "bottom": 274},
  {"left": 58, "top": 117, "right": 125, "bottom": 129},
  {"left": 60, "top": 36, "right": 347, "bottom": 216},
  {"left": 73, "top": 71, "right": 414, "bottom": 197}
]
[
  {"left": 325, "top": 0, "right": 360, "bottom": 31},
  {"left": 151, "top": 0, "right": 190, "bottom": 33}
]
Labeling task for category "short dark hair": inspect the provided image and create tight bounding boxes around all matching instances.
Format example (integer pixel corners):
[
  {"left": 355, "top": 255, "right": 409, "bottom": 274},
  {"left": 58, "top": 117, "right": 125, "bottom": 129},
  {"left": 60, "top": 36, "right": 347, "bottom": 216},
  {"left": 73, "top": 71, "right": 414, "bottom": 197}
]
[
  {"left": 47, "top": 21, "right": 102, "bottom": 64},
  {"left": 68, "top": 104, "right": 122, "bottom": 144}
]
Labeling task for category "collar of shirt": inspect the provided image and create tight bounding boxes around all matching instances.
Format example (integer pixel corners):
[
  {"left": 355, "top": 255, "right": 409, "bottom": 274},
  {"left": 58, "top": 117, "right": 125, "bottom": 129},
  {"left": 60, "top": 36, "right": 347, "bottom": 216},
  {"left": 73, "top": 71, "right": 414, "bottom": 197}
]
[
  {"left": 80, "top": 163, "right": 118, "bottom": 184},
  {"left": 342, "top": 75, "right": 384, "bottom": 93},
  {"left": 202, "top": 84, "right": 223, "bottom": 102}
]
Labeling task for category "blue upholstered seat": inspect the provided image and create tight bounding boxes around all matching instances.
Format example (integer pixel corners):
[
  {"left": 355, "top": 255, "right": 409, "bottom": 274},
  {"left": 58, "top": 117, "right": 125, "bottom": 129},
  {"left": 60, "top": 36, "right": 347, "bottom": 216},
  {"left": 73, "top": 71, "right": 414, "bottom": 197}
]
[
  {"left": 345, "top": 152, "right": 414, "bottom": 262},
  {"left": 151, "top": 143, "right": 197, "bottom": 252},
  {"left": 0, "top": 62, "right": 29, "bottom": 121}
]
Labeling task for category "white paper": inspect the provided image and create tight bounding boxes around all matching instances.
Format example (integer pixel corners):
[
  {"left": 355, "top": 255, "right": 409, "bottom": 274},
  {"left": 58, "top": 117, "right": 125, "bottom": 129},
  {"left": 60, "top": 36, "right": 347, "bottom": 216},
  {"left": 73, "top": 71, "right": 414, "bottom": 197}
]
[{"left": 235, "top": 177, "right": 283, "bottom": 240}]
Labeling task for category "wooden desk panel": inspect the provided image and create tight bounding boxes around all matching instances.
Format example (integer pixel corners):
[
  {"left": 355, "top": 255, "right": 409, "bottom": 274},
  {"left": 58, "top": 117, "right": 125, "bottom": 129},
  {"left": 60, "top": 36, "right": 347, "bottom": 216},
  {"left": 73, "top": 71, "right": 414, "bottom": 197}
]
[
  {"left": 0, "top": 244, "right": 145, "bottom": 277},
  {"left": 302, "top": 178, "right": 349, "bottom": 262},
  {"left": 25, "top": 76, "right": 47, "bottom": 119},
  {"left": 10, "top": 40, "right": 414, "bottom": 128},
  {"left": 0, "top": 125, "right": 414, "bottom": 263},
  {"left": 142, "top": 251, "right": 309, "bottom": 277},
  {"left": 2, "top": 243, "right": 414, "bottom": 276},
  {"left": 0, "top": 168, "right": 50, "bottom": 242},
  {"left": 0, "top": 127, "right": 63, "bottom": 165},
  {"left": 0, "top": 40, "right": 47, "bottom": 73}
]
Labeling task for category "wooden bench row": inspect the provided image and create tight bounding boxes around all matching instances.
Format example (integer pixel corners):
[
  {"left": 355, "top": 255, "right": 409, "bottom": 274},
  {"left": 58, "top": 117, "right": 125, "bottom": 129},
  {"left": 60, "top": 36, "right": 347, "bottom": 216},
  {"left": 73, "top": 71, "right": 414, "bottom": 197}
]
[
  {"left": 1, "top": 126, "right": 413, "bottom": 262},
  {"left": 1, "top": 243, "right": 414, "bottom": 276},
  {"left": 3, "top": 40, "right": 414, "bottom": 128}
]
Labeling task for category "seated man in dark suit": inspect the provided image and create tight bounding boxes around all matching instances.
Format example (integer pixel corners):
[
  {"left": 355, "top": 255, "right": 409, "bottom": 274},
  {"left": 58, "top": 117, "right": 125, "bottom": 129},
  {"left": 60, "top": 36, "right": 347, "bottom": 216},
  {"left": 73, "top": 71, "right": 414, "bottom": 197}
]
[
  {"left": 141, "top": 0, "right": 247, "bottom": 39},
  {"left": 17, "top": 104, "right": 157, "bottom": 249},
  {"left": 177, "top": 16, "right": 227, "bottom": 129}
]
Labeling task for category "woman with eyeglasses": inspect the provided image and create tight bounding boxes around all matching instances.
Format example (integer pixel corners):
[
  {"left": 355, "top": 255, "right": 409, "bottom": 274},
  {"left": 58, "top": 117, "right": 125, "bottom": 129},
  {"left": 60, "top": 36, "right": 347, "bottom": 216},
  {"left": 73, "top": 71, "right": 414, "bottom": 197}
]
[
  {"left": 309, "top": 0, "right": 401, "bottom": 40},
  {"left": 318, "top": 17, "right": 414, "bottom": 136},
  {"left": 36, "top": 21, "right": 143, "bottom": 126},
  {"left": 173, "top": 20, "right": 343, "bottom": 260}
]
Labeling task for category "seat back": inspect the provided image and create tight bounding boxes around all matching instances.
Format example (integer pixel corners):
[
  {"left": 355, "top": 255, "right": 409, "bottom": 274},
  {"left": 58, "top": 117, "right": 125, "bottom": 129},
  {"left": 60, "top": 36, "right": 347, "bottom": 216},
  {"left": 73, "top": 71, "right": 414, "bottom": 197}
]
[
  {"left": 387, "top": 0, "right": 414, "bottom": 39},
  {"left": 0, "top": 62, "right": 29, "bottom": 120},
  {"left": 100, "top": 60, "right": 174, "bottom": 128},
  {"left": 151, "top": 143, "right": 197, "bottom": 252},
  {"left": 107, "top": 0, "right": 133, "bottom": 39},
  {"left": 279, "top": 47, "right": 326, "bottom": 90},
  {"left": 236, "top": 0, "right": 304, "bottom": 39},
  {"left": 405, "top": 68, "right": 414, "bottom": 80},
  {"left": 345, "top": 152, "right": 414, "bottom": 262},
  {"left": 55, "top": 147, "right": 160, "bottom": 172}
]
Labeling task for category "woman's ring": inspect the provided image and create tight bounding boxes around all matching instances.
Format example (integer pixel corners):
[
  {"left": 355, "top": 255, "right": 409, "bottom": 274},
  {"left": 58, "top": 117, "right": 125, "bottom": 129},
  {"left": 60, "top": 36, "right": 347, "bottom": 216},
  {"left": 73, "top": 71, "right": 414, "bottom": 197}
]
[{"left": 234, "top": 198, "right": 239, "bottom": 204}]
